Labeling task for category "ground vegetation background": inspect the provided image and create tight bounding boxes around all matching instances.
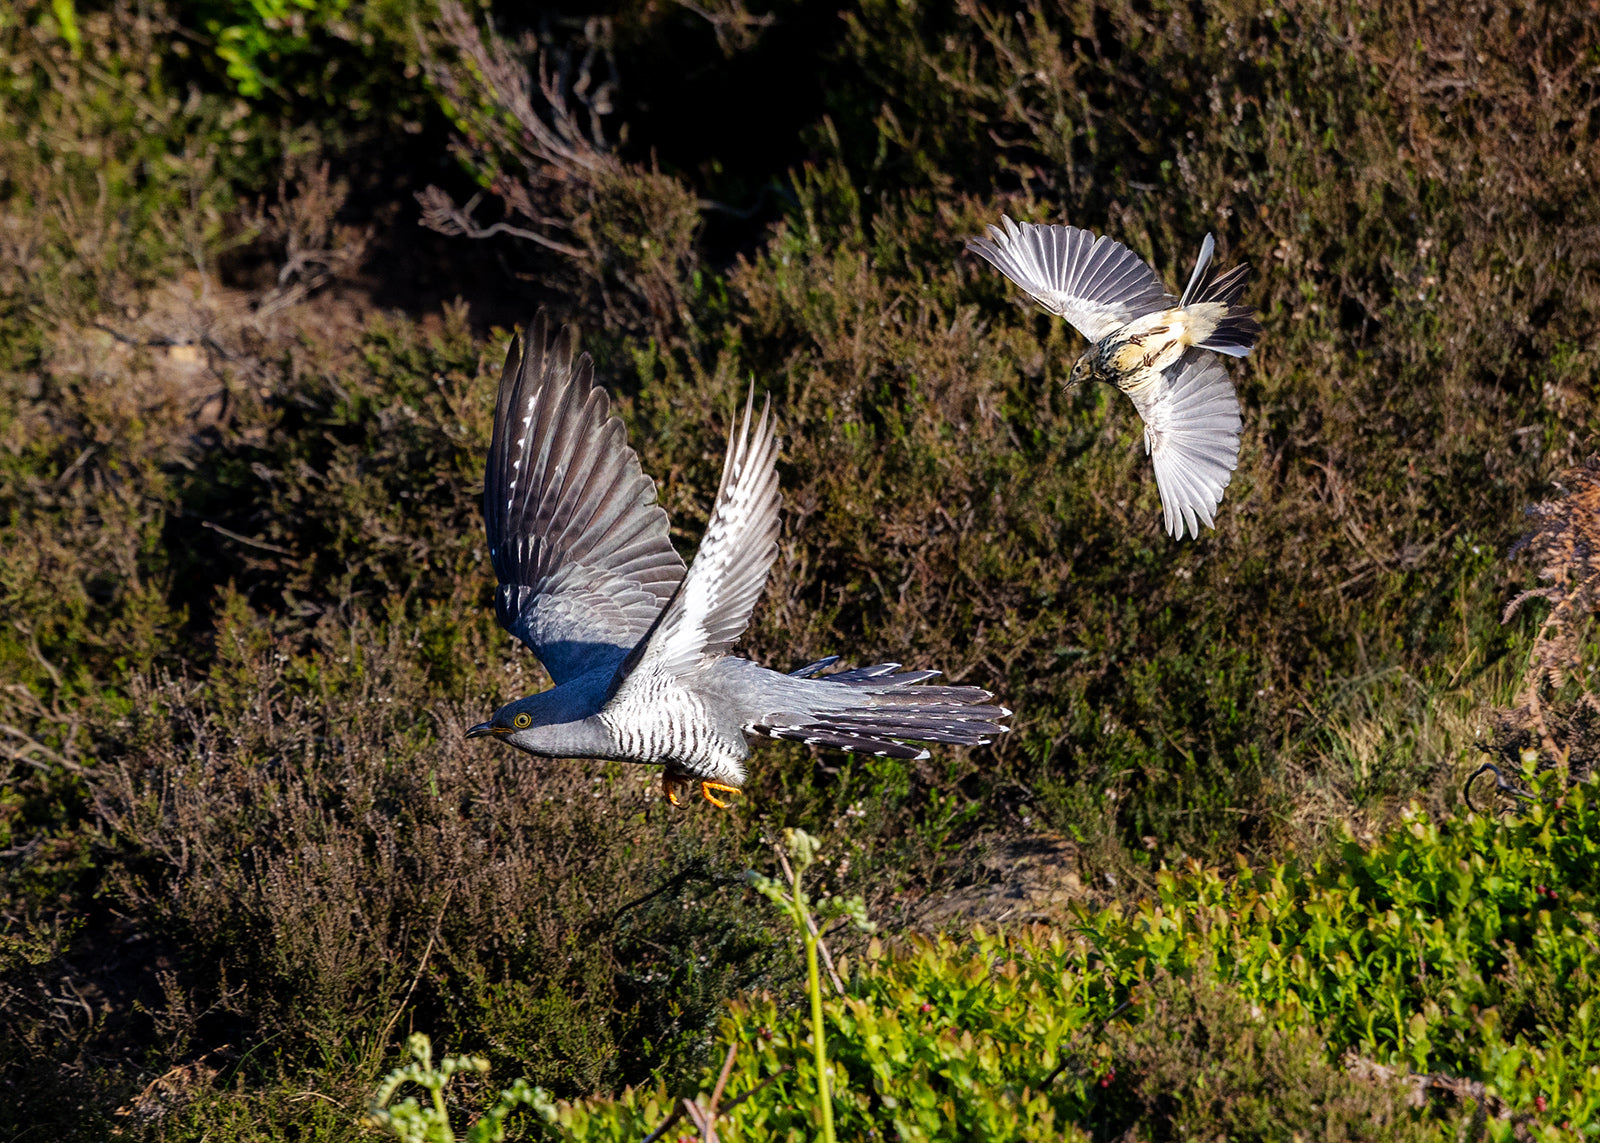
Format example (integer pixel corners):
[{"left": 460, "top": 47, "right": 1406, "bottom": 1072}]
[{"left": 3, "top": 0, "right": 1600, "bottom": 1138}]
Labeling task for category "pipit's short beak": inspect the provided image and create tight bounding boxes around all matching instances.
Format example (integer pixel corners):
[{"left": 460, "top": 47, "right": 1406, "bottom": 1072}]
[{"left": 466, "top": 721, "right": 495, "bottom": 739}]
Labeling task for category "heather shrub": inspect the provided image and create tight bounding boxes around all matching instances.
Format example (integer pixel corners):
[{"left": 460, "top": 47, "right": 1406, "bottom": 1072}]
[
  {"left": 0, "top": 1, "right": 245, "bottom": 332},
  {"left": 4, "top": 0, "right": 1600, "bottom": 1138},
  {"left": 91, "top": 585, "right": 774, "bottom": 1094}
]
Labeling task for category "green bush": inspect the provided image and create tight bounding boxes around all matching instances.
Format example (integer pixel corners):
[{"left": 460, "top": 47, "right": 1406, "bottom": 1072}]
[
  {"left": 5, "top": 0, "right": 1600, "bottom": 1138},
  {"left": 560, "top": 776, "right": 1600, "bottom": 1139}
]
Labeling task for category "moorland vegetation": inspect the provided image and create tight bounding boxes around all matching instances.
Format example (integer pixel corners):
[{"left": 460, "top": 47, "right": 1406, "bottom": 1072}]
[{"left": 3, "top": 0, "right": 1600, "bottom": 1139}]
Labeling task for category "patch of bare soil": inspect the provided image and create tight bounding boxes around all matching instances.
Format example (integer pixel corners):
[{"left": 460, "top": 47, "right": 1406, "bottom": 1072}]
[
  {"left": 44, "top": 268, "right": 378, "bottom": 414},
  {"left": 914, "top": 832, "right": 1088, "bottom": 926},
  {"left": 39, "top": 150, "right": 523, "bottom": 433}
]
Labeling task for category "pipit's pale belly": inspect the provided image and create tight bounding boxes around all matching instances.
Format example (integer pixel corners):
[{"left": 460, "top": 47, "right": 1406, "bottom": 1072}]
[
  {"left": 1102, "top": 306, "right": 1233, "bottom": 397},
  {"left": 966, "top": 217, "right": 1261, "bottom": 539}
]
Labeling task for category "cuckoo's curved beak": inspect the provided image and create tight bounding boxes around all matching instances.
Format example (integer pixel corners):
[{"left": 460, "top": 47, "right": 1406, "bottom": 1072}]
[{"left": 466, "top": 721, "right": 495, "bottom": 739}]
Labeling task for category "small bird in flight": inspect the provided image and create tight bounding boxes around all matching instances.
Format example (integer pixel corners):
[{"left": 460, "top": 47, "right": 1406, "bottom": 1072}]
[
  {"left": 467, "top": 315, "right": 1011, "bottom": 807},
  {"left": 967, "top": 217, "right": 1260, "bottom": 539}
]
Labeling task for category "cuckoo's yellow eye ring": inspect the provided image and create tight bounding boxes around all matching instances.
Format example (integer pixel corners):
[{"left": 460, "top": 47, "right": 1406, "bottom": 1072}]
[{"left": 513, "top": 713, "right": 532, "bottom": 729}]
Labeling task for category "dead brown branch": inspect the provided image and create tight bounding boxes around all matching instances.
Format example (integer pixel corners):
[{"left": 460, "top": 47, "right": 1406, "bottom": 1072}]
[{"left": 1495, "top": 456, "right": 1600, "bottom": 778}]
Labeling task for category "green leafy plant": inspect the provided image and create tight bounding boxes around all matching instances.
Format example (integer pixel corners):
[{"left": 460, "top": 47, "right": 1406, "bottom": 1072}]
[
  {"left": 555, "top": 773, "right": 1600, "bottom": 1140},
  {"left": 366, "top": 1033, "right": 557, "bottom": 1143},
  {"left": 746, "top": 829, "right": 875, "bottom": 1143}
]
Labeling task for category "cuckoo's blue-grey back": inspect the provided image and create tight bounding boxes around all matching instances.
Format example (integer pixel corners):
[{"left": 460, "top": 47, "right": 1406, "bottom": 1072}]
[{"left": 468, "top": 316, "right": 1012, "bottom": 807}]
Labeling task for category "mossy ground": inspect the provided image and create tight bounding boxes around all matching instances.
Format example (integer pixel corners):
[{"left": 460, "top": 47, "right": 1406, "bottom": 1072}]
[{"left": 2, "top": 0, "right": 1598, "bottom": 1138}]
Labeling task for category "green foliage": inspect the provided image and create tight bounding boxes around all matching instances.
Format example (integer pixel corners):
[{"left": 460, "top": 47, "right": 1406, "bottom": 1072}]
[
  {"left": 180, "top": 0, "right": 433, "bottom": 129},
  {"left": 48, "top": 0, "right": 81, "bottom": 55},
  {"left": 195, "top": 0, "right": 353, "bottom": 99},
  {"left": 746, "top": 829, "right": 877, "bottom": 1143},
  {"left": 367, "top": 1033, "right": 557, "bottom": 1143},
  {"left": 564, "top": 779, "right": 1600, "bottom": 1139}
]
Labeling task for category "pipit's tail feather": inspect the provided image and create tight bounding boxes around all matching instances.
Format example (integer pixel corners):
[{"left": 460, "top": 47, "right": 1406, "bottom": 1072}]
[
  {"left": 758, "top": 662, "right": 1011, "bottom": 760},
  {"left": 1178, "top": 233, "right": 1261, "bottom": 359}
]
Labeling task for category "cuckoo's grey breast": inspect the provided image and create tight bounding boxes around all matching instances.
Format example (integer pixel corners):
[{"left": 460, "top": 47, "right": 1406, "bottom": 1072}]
[{"left": 469, "top": 314, "right": 1013, "bottom": 808}]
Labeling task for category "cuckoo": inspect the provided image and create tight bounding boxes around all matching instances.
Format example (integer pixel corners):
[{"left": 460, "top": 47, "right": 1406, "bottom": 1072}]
[{"left": 467, "top": 316, "right": 1012, "bottom": 807}]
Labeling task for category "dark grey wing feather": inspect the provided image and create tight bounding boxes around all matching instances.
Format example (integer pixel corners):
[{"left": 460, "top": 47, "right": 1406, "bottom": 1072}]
[
  {"left": 966, "top": 216, "right": 1171, "bottom": 342},
  {"left": 754, "top": 665, "right": 1011, "bottom": 760},
  {"left": 617, "top": 386, "right": 782, "bottom": 683},
  {"left": 1127, "top": 349, "right": 1244, "bottom": 540},
  {"left": 486, "top": 315, "right": 687, "bottom": 683},
  {"left": 788, "top": 656, "right": 840, "bottom": 678}
]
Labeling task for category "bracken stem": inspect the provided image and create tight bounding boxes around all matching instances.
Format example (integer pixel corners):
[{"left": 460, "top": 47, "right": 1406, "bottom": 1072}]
[{"left": 795, "top": 862, "right": 835, "bottom": 1143}]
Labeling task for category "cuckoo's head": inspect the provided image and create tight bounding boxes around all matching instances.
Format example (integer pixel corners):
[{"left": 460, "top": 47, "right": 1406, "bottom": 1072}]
[
  {"left": 467, "top": 689, "right": 610, "bottom": 758},
  {"left": 468, "top": 694, "right": 543, "bottom": 738}
]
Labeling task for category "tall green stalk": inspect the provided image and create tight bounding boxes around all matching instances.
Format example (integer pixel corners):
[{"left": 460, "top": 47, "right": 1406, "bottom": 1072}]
[
  {"left": 748, "top": 829, "right": 873, "bottom": 1143},
  {"left": 796, "top": 856, "right": 837, "bottom": 1143}
]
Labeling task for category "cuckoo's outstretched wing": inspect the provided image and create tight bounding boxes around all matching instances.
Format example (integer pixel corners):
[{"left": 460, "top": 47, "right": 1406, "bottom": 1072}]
[
  {"left": 1128, "top": 349, "right": 1244, "bottom": 541},
  {"left": 485, "top": 315, "right": 687, "bottom": 684},
  {"left": 966, "top": 216, "right": 1171, "bottom": 343},
  {"left": 615, "top": 386, "right": 782, "bottom": 684}
]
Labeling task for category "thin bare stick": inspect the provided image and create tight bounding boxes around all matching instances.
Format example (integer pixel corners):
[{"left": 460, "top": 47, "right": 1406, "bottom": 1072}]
[
  {"left": 640, "top": 1053, "right": 786, "bottom": 1143},
  {"left": 1463, "top": 763, "right": 1537, "bottom": 815},
  {"left": 0, "top": 724, "right": 89, "bottom": 774},
  {"left": 11, "top": 621, "right": 64, "bottom": 692},
  {"left": 376, "top": 884, "right": 454, "bottom": 1051},
  {"left": 681, "top": 1097, "right": 715, "bottom": 1143},
  {"left": 200, "top": 519, "right": 294, "bottom": 556},
  {"left": 54, "top": 445, "right": 97, "bottom": 488},
  {"left": 707, "top": 1042, "right": 738, "bottom": 1114},
  {"left": 415, "top": 186, "right": 586, "bottom": 257},
  {"left": 717, "top": 1065, "right": 792, "bottom": 1116}
]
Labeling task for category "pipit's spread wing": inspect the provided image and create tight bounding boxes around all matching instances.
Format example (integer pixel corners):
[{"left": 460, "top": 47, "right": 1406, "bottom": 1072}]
[
  {"left": 965, "top": 216, "right": 1171, "bottom": 343},
  {"left": 1129, "top": 349, "right": 1243, "bottom": 541},
  {"left": 615, "top": 387, "right": 782, "bottom": 684},
  {"left": 485, "top": 315, "right": 687, "bottom": 684}
]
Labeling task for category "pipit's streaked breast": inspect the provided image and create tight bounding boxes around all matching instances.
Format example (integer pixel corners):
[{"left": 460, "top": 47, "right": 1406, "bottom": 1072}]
[{"left": 967, "top": 217, "right": 1261, "bottom": 539}]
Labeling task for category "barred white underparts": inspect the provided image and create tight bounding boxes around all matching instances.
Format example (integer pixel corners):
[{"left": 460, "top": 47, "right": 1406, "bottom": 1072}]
[
  {"left": 466, "top": 315, "right": 1013, "bottom": 807},
  {"left": 597, "top": 672, "right": 748, "bottom": 784}
]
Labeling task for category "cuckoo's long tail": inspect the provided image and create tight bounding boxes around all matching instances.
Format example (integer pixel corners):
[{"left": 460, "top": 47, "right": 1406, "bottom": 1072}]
[{"left": 755, "top": 658, "right": 1012, "bottom": 760}]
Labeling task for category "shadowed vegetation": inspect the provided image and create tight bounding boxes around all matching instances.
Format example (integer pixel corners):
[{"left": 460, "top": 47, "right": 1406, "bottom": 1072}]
[{"left": 3, "top": 0, "right": 1599, "bottom": 1137}]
